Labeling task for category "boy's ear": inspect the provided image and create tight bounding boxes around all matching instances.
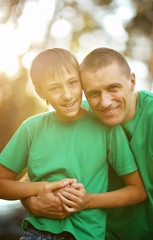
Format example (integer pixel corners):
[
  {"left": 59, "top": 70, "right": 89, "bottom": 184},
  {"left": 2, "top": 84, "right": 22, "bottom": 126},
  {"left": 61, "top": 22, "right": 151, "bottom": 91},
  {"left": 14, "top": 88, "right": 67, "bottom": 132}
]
[
  {"left": 35, "top": 86, "right": 43, "bottom": 98},
  {"left": 35, "top": 86, "right": 49, "bottom": 105},
  {"left": 130, "top": 73, "right": 136, "bottom": 92}
]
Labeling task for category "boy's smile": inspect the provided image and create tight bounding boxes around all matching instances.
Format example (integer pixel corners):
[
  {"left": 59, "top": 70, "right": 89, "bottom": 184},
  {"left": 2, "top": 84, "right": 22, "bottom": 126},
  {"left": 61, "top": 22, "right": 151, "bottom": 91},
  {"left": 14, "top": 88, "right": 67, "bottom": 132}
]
[{"left": 39, "top": 69, "right": 86, "bottom": 121}]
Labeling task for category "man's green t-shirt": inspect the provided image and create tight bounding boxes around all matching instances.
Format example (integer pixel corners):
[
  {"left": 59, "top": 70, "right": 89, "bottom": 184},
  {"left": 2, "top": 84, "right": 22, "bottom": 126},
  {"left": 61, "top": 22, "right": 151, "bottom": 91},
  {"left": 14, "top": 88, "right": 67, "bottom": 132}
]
[
  {"left": 106, "top": 90, "right": 153, "bottom": 240},
  {"left": 0, "top": 110, "right": 137, "bottom": 240}
]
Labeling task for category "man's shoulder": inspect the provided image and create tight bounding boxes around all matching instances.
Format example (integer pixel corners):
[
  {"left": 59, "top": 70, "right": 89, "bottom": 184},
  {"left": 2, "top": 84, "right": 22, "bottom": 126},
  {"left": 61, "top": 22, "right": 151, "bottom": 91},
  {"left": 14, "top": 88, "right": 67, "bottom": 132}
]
[
  {"left": 138, "top": 90, "right": 153, "bottom": 110},
  {"left": 139, "top": 90, "right": 153, "bottom": 102},
  {"left": 137, "top": 90, "right": 153, "bottom": 122}
]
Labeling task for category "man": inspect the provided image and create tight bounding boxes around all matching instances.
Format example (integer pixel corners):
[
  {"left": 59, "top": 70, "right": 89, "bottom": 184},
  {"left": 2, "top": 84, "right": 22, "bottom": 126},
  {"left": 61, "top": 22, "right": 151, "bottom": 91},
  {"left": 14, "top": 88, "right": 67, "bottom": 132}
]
[
  {"left": 0, "top": 48, "right": 146, "bottom": 240},
  {"left": 79, "top": 47, "right": 153, "bottom": 240}
]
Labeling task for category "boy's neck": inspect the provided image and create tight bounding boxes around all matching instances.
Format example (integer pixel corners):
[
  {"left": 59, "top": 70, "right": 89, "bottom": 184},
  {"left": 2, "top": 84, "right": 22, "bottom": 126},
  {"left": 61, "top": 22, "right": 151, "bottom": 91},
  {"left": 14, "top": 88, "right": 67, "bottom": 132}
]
[{"left": 54, "top": 107, "right": 88, "bottom": 122}]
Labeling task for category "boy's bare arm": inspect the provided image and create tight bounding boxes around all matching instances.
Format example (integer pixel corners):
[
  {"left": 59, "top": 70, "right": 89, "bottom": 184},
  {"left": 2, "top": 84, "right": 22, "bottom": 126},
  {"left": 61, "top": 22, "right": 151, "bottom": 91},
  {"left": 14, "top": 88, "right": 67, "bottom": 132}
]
[
  {"left": 0, "top": 164, "right": 75, "bottom": 203},
  {"left": 20, "top": 172, "right": 30, "bottom": 182},
  {"left": 0, "top": 164, "right": 48, "bottom": 200}
]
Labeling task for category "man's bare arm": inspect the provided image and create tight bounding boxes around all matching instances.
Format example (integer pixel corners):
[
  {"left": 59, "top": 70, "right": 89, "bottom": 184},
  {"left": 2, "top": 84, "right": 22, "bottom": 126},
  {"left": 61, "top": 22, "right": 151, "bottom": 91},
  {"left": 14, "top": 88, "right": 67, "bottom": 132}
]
[{"left": 58, "top": 170, "right": 147, "bottom": 212}]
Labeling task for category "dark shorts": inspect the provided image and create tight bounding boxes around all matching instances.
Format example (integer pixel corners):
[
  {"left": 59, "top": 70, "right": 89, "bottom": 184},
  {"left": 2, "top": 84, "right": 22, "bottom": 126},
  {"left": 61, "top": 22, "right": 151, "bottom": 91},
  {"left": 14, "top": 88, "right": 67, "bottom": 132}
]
[{"left": 20, "top": 225, "right": 76, "bottom": 240}]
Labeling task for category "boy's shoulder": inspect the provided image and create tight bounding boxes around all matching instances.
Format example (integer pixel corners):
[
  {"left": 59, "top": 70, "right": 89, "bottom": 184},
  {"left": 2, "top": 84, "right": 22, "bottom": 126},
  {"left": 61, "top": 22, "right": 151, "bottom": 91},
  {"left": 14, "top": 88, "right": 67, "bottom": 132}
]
[
  {"left": 24, "top": 111, "right": 53, "bottom": 123},
  {"left": 21, "top": 111, "right": 54, "bottom": 130}
]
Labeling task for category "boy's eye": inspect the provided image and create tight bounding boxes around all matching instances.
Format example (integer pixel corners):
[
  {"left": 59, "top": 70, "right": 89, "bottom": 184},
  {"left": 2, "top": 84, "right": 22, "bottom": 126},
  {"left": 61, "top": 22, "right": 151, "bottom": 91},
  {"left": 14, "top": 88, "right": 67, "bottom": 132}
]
[
  {"left": 69, "top": 80, "right": 77, "bottom": 85},
  {"left": 50, "top": 87, "right": 59, "bottom": 91}
]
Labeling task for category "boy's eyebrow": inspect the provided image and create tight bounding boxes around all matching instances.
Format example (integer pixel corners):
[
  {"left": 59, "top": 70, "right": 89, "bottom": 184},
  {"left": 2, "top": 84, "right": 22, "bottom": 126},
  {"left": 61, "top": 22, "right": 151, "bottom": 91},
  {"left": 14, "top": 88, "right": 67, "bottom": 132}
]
[
  {"left": 67, "top": 76, "right": 78, "bottom": 81},
  {"left": 47, "top": 83, "right": 59, "bottom": 87},
  {"left": 47, "top": 77, "right": 78, "bottom": 88}
]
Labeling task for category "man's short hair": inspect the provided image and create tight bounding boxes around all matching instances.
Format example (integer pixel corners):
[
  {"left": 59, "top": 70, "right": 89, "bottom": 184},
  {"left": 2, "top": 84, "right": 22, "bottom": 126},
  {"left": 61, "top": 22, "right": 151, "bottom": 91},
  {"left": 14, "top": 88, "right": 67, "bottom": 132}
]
[{"left": 80, "top": 47, "right": 131, "bottom": 79}]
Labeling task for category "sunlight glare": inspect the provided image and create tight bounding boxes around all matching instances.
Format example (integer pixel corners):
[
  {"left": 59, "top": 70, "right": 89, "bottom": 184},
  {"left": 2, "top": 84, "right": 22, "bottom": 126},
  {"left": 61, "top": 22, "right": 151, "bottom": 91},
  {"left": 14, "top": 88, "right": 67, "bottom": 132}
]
[
  {"left": 5, "top": 56, "right": 19, "bottom": 78},
  {"left": 0, "top": 0, "right": 56, "bottom": 76},
  {"left": 115, "top": 6, "right": 136, "bottom": 23},
  {"left": 50, "top": 19, "right": 72, "bottom": 38},
  {"left": 22, "top": 51, "right": 37, "bottom": 70},
  {"left": 0, "top": 24, "right": 19, "bottom": 77},
  {"left": 129, "top": 59, "right": 149, "bottom": 91},
  {"left": 102, "top": 15, "right": 128, "bottom": 38}
]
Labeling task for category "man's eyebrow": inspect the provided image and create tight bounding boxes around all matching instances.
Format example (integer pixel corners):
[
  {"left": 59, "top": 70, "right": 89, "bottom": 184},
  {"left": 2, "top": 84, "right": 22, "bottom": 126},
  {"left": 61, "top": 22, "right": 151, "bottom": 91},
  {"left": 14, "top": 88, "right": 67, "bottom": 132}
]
[
  {"left": 86, "top": 89, "right": 100, "bottom": 95},
  {"left": 106, "top": 83, "right": 122, "bottom": 88}
]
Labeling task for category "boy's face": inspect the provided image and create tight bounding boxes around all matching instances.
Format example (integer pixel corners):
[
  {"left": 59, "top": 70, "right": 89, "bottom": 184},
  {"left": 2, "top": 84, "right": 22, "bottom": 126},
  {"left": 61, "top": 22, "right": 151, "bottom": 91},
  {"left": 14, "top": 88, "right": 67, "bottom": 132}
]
[
  {"left": 39, "top": 68, "right": 83, "bottom": 121},
  {"left": 81, "top": 63, "right": 136, "bottom": 126}
]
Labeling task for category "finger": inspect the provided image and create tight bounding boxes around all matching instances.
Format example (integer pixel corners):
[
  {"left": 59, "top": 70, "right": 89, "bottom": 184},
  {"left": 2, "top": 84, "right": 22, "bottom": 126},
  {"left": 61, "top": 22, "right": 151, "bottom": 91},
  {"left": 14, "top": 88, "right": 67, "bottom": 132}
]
[
  {"left": 62, "top": 187, "right": 84, "bottom": 198},
  {"left": 69, "top": 178, "right": 78, "bottom": 184},
  {"left": 62, "top": 202, "right": 75, "bottom": 213},
  {"left": 58, "top": 192, "right": 77, "bottom": 208},
  {"left": 45, "top": 180, "right": 71, "bottom": 191},
  {"left": 70, "top": 183, "right": 84, "bottom": 190},
  {"left": 62, "top": 190, "right": 81, "bottom": 202},
  {"left": 45, "top": 178, "right": 78, "bottom": 191}
]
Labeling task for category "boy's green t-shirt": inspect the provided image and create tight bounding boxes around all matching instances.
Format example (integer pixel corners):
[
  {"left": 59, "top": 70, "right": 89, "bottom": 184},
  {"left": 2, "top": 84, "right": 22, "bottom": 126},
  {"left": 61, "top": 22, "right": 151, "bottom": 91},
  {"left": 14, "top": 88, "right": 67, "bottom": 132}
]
[
  {"left": 107, "top": 90, "right": 153, "bottom": 240},
  {"left": 0, "top": 110, "right": 137, "bottom": 240}
]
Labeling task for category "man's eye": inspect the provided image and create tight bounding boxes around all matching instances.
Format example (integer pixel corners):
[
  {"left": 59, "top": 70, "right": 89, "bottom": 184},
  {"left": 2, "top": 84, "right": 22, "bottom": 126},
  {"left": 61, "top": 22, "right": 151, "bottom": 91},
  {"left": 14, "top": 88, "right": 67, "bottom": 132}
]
[
  {"left": 89, "top": 92, "right": 99, "bottom": 98},
  {"left": 110, "top": 86, "right": 119, "bottom": 91}
]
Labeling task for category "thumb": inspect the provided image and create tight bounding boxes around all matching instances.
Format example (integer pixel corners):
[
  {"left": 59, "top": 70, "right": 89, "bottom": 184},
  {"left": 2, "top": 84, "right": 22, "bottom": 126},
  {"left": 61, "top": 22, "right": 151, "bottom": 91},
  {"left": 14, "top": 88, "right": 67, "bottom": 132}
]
[{"left": 44, "top": 180, "right": 70, "bottom": 191}]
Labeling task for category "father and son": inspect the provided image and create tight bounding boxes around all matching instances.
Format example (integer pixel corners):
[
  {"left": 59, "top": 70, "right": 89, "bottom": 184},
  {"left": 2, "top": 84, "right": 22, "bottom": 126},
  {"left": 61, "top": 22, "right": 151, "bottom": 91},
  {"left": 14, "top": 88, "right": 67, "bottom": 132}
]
[{"left": 0, "top": 47, "right": 153, "bottom": 240}]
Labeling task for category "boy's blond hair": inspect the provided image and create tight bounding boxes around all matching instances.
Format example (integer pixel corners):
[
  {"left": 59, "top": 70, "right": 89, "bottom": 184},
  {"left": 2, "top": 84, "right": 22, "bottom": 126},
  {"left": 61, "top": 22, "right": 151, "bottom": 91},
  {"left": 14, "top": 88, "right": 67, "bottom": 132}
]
[{"left": 30, "top": 48, "right": 79, "bottom": 95}]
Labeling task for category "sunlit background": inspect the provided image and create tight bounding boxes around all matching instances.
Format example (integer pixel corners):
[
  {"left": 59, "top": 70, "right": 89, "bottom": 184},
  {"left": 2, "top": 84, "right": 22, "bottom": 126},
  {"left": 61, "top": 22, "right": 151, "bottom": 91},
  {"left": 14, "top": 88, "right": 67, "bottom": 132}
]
[
  {"left": 1, "top": 0, "right": 153, "bottom": 150},
  {"left": 0, "top": 0, "right": 153, "bottom": 239}
]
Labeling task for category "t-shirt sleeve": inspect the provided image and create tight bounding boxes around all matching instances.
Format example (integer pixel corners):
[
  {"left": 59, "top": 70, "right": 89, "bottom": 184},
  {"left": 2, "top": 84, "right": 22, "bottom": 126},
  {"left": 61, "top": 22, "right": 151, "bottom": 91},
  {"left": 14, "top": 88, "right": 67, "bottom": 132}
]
[
  {"left": 107, "top": 125, "right": 137, "bottom": 176},
  {"left": 0, "top": 121, "right": 31, "bottom": 174}
]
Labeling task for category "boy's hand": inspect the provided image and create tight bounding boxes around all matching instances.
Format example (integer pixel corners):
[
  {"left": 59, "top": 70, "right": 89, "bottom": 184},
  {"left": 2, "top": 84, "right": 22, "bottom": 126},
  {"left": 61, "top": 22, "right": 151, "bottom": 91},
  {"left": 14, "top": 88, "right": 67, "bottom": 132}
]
[{"left": 57, "top": 183, "right": 89, "bottom": 213}]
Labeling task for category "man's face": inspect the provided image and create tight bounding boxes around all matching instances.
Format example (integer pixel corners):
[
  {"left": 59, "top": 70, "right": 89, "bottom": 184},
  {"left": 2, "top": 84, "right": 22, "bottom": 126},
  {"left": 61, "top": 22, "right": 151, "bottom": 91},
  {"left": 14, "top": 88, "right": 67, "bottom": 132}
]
[
  {"left": 38, "top": 68, "right": 83, "bottom": 121},
  {"left": 81, "top": 63, "right": 136, "bottom": 126}
]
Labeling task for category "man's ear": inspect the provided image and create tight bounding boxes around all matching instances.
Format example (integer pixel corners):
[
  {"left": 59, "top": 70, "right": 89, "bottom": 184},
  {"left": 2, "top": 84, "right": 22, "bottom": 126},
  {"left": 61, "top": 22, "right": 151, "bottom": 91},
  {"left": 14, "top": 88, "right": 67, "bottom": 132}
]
[{"left": 130, "top": 73, "right": 136, "bottom": 92}]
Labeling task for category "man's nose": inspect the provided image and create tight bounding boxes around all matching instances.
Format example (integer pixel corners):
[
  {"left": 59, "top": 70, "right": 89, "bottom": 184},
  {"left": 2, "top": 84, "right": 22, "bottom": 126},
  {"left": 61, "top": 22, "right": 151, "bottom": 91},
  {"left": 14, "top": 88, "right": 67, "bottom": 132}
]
[{"left": 100, "top": 93, "right": 112, "bottom": 108}]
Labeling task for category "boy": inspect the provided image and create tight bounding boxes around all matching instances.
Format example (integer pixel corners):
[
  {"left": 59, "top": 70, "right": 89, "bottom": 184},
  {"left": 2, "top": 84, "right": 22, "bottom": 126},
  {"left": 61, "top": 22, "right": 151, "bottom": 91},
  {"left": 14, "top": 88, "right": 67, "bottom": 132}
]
[{"left": 0, "top": 48, "right": 146, "bottom": 240}]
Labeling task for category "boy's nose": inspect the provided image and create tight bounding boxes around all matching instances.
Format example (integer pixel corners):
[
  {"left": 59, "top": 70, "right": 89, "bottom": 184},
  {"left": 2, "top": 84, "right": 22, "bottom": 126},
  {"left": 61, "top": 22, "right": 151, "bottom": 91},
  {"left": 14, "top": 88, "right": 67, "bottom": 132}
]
[{"left": 62, "top": 87, "right": 72, "bottom": 100}]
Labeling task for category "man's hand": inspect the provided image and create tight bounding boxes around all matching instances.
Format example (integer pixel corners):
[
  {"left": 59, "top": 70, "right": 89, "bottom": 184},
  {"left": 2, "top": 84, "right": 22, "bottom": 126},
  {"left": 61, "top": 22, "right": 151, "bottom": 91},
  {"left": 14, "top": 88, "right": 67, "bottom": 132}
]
[
  {"left": 21, "top": 178, "right": 77, "bottom": 219},
  {"left": 58, "top": 183, "right": 89, "bottom": 213}
]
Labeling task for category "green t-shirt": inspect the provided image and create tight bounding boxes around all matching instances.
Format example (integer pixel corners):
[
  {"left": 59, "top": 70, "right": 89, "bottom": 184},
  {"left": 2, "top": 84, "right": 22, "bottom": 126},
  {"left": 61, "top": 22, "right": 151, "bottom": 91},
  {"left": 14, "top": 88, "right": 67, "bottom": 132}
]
[
  {"left": 0, "top": 110, "right": 137, "bottom": 240},
  {"left": 106, "top": 90, "right": 153, "bottom": 240}
]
